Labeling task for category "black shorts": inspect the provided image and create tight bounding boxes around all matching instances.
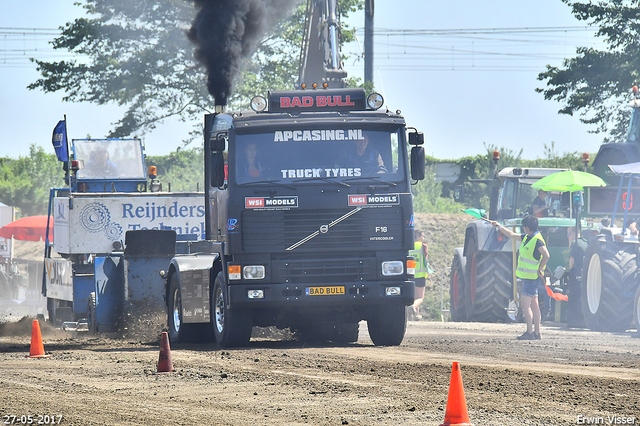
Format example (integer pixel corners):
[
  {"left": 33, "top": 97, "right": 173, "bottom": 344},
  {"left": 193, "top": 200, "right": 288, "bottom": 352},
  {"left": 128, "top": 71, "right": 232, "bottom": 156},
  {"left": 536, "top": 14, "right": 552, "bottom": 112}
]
[{"left": 414, "top": 277, "right": 426, "bottom": 288}]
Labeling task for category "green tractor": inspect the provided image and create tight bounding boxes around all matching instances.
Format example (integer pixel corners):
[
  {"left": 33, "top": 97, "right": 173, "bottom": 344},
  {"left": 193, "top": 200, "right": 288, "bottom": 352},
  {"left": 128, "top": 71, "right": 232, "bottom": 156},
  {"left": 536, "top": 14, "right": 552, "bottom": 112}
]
[
  {"left": 450, "top": 167, "right": 597, "bottom": 323},
  {"left": 580, "top": 88, "right": 640, "bottom": 334},
  {"left": 582, "top": 163, "right": 640, "bottom": 332}
]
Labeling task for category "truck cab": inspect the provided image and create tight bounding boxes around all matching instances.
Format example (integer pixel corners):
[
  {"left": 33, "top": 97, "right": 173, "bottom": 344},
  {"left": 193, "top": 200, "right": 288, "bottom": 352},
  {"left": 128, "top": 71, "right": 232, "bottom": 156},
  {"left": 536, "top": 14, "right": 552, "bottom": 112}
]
[{"left": 165, "top": 88, "right": 426, "bottom": 347}]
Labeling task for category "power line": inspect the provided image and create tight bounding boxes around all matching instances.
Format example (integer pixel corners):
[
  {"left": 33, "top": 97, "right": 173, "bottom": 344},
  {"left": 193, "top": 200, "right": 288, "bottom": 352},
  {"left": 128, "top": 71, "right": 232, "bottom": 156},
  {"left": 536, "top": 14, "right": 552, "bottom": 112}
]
[{"left": 345, "top": 25, "right": 603, "bottom": 73}]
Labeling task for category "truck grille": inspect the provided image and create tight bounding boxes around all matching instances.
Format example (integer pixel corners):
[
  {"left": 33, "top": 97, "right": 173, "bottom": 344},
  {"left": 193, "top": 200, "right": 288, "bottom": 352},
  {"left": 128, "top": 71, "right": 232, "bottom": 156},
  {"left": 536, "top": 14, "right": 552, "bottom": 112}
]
[
  {"left": 271, "top": 256, "right": 377, "bottom": 284},
  {"left": 241, "top": 207, "right": 403, "bottom": 253}
]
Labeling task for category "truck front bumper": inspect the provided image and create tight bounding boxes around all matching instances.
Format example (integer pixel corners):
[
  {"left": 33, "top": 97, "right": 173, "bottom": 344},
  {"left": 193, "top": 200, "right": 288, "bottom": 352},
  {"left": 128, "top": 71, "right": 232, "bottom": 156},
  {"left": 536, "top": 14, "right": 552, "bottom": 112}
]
[{"left": 228, "top": 280, "right": 415, "bottom": 308}]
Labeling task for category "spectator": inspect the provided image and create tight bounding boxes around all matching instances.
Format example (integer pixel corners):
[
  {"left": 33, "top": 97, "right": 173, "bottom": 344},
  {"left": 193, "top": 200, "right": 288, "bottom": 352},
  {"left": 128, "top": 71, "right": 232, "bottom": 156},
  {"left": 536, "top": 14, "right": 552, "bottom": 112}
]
[
  {"left": 490, "top": 215, "right": 549, "bottom": 340},
  {"left": 408, "top": 230, "right": 428, "bottom": 320}
]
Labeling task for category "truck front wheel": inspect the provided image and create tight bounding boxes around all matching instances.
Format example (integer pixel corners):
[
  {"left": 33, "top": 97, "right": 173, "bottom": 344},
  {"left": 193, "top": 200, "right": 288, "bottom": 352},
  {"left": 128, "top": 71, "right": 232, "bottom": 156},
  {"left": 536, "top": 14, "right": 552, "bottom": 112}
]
[
  {"left": 212, "top": 272, "right": 252, "bottom": 348},
  {"left": 367, "top": 304, "right": 406, "bottom": 346},
  {"left": 167, "top": 273, "right": 206, "bottom": 343}
]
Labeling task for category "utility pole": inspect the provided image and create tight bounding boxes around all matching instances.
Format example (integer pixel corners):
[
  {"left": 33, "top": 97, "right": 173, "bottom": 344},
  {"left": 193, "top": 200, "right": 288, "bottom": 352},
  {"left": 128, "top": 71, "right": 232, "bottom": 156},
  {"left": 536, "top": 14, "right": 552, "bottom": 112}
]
[{"left": 364, "top": 0, "right": 374, "bottom": 84}]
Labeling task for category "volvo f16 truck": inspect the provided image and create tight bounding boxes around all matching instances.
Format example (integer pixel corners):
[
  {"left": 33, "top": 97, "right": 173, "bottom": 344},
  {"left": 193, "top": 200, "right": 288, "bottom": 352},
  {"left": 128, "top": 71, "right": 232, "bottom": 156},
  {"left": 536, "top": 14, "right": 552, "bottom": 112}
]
[{"left": 164, "top": 88, "right": 426, "bottom": 347}]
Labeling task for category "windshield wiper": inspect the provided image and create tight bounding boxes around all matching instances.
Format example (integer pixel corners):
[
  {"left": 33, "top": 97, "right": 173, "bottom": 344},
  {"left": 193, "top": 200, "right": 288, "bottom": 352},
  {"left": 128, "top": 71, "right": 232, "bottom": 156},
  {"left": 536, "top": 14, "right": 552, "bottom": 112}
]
[
  {"left": 342, "top": 176, "right": 397, "bottom": 187},
  {"left": 242, "top": 179, "right": 297, "bottom": 190},
  {"left": 292, "top": 177, "right": 350, "bottom": 188}
]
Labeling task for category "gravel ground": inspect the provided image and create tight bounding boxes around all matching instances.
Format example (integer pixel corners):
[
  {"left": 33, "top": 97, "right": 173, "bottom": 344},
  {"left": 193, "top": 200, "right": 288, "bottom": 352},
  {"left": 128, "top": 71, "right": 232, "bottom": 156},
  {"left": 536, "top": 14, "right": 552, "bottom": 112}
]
[{"left": 1, "top": 318, "right": 639, "bottom": 426}]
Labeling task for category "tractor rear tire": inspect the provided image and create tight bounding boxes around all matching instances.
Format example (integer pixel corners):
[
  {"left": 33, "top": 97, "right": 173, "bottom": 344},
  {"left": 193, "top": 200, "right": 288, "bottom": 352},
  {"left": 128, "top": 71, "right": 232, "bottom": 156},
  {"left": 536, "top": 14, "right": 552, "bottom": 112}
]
[
  {"left": 471, "top": 251, "right": 512, "bottom": 323},
  {"left": 582, "top": 240, "right": 636, "bottom": 332},
  {"left": 449, "top": 253, "right": 469, "bottom": 321}
]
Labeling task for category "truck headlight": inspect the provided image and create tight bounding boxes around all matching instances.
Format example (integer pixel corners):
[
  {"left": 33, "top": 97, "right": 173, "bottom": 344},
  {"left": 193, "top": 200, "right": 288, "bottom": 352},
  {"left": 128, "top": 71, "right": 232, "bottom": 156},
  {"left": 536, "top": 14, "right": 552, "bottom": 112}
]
[
  {"left": 382, "top": 261, "right": 404, "bottom": 276},
  {"left": 243, "top": 265, "right": 265, "bottom": 280}
]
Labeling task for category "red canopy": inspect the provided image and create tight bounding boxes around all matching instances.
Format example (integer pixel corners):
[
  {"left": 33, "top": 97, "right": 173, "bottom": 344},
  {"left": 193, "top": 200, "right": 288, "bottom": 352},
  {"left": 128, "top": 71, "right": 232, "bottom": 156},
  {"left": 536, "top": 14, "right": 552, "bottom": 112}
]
[{"left": 0, "top": 215, "right": 53, "bottom": 242}]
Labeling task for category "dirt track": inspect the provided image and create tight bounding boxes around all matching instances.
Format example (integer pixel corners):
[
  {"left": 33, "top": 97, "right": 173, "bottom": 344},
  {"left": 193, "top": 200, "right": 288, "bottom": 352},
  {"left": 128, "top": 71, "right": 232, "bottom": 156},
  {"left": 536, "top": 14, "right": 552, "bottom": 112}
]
[{"left": 1, "top": 319, "right": 639, "bottom": 426}]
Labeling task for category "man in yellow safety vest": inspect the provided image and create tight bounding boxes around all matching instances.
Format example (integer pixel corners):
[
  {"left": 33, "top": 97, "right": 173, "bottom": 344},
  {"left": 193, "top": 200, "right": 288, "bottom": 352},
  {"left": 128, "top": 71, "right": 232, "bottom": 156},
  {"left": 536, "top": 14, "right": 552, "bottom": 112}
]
[
  {"left": 408, "top": 230, "right": 428, "bottom": 320},
  {"left": 490, "top": 215, "right": 549, "bottom": 340}
]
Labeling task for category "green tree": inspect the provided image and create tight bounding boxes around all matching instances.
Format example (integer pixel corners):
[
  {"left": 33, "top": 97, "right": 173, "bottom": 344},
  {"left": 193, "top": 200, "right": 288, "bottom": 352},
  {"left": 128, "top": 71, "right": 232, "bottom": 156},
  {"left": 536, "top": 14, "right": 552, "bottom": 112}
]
[
  {"left": 29, "top": 0, "right": 364, "bottom": 147},
  {"left": 147, "top": 148, "right": 203, "bottom": 192},
  {"left": 536, "top": 0, "right": 640, "bottom": 142},
  {"left": 0, "top": 145, "right": 65, "bottom": 217}
]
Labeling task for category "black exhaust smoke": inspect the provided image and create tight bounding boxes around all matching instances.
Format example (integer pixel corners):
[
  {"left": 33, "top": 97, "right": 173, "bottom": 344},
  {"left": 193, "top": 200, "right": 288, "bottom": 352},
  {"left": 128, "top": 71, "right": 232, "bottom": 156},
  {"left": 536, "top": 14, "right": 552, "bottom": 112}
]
[{"left": 188, "top": 0, "right": 297, "bottom": 106}]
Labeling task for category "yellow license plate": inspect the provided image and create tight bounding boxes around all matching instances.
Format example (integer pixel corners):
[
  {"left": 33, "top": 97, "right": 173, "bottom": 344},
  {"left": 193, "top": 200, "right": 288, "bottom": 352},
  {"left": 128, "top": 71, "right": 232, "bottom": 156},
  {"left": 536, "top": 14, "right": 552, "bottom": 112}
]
[{"left": 306, "top": 286, "right": 345, "bottom": 296}]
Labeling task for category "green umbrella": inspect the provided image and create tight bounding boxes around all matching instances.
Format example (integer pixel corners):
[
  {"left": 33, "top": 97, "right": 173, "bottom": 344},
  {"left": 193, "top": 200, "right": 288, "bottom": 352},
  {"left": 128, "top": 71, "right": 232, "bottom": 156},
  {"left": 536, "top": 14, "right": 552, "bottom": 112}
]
[
  {"left": 531, "top": 170, "right": 607, "bottom": 192},
  {"left": 461, "top": 208, "right": 486, "bottom": 219}
]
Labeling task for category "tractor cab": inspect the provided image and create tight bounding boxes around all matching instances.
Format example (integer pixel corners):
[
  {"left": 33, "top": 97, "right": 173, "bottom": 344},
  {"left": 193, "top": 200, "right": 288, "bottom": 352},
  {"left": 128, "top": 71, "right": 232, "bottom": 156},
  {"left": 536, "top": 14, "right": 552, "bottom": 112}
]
[
  {"left": 494, "top": 167, "right": 573, "bottom": 220},
  {"left": 69, "top": 139, "right": 148, "bottom": 193}
]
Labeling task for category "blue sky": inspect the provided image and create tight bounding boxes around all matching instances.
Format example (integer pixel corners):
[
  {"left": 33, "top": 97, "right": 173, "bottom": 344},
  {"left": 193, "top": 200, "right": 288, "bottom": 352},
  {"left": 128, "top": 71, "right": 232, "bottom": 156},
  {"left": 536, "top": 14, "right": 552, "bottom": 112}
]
[{"left": 1, "top": 1, "right": 608, "bottom": 161}]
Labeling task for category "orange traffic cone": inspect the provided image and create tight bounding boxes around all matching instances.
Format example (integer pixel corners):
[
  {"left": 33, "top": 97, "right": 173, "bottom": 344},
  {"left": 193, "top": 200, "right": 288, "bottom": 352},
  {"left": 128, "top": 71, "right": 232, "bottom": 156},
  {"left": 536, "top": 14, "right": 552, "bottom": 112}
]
[
  {"left": 27, "top": 319, "right": 50, "bottom": 358},
  {"left": 440, "top": 362, "right": 474, "bottom": 426},
  {"left": 154, "top": 332, "right": 174, "bottom": 374}
]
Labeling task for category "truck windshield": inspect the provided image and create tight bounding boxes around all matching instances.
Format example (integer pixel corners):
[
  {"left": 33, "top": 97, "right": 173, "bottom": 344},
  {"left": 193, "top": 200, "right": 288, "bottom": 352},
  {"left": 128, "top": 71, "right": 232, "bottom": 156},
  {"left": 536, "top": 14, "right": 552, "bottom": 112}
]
[
  {"left": 74, "top": 139, "right": 145, "bottom": 179},
  {"left": 233, "top": 128, "right": 405, "bottom": 185}
]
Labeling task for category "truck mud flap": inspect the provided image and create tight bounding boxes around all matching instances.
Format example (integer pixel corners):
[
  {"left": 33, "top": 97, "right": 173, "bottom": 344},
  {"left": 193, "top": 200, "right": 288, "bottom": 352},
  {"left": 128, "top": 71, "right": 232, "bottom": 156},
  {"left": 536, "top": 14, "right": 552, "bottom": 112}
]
[{"left": 170, "top": 254, "right": 219, "bottom": 324}]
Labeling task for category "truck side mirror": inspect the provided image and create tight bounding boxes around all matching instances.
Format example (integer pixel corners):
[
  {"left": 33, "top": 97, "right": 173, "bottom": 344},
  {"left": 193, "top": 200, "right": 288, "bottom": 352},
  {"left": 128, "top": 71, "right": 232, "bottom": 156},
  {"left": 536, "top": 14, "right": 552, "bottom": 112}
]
[
  {"left": 411, "top": 146, "right": 425, "bottom": 181},
  {"left": 215, "top": 153, "right": 225, "bottom": 188},
  {"left": 209, "top": 136, "right": 227, "bottom": 189},
  {"left": 408, "top": 132, "right": 424, "bottom": 145}
]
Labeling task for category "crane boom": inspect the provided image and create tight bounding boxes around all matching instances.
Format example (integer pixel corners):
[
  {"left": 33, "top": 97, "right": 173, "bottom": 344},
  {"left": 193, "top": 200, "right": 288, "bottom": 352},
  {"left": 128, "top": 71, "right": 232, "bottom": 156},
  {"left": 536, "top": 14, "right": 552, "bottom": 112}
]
[{"left": 298, "top": 0, "right": 347, "bottom": 88}]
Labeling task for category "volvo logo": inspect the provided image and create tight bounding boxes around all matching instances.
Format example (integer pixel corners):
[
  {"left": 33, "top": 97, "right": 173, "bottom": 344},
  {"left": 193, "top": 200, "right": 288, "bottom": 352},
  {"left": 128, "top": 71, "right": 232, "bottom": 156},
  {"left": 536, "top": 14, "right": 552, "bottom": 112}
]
[{"left": 319, "top": 224, "right": 329, "bottom": 234}]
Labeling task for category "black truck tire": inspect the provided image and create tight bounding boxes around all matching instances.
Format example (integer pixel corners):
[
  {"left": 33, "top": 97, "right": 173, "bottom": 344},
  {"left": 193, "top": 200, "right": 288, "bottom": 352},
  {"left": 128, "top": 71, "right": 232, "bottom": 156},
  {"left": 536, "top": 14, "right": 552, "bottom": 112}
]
[
  {"left": 470, "top": 251, "right": 512, "bottom": 323},
  {"left": 449, "top": 252, "right": 469, "bottom": 322},
  {"left": 87, "top": 292, "right": 97, "bottom": 334},
  {"left": 47, "top": 298, "right": 73, "bottom": 326},
  {"left": 582, "top": 241, "right": 637, "bottom": 332},
  {"left": 167, "top": 273, "right": 208, "bottom": 344},
  {"left": 212, "top": 272, "right": 253, "bottom": 348},
  {"left": 367, "top": 304, "right": 406, "bottom": 346}
]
